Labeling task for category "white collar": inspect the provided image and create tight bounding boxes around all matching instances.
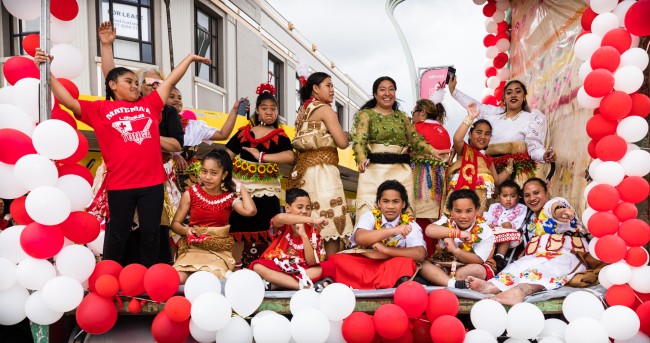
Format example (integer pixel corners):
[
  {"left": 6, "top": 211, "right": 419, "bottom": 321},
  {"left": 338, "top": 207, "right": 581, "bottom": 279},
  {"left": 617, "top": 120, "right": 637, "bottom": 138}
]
[{"left": 381, "top": 214, "right": 401, "bottom": 227}]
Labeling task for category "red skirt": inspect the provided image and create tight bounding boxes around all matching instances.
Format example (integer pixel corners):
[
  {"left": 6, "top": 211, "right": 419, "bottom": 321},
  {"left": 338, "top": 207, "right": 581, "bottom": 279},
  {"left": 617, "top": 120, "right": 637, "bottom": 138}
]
[{"left": 320, "top": 254, "right": 417, "bottom": 289}]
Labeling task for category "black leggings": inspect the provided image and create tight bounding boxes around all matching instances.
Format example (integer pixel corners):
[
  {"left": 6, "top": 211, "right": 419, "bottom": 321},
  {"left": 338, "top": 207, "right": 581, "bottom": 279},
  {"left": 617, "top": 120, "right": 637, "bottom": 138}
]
[{"left": 104, "top": 184, "right": 164, "bottom": 267}]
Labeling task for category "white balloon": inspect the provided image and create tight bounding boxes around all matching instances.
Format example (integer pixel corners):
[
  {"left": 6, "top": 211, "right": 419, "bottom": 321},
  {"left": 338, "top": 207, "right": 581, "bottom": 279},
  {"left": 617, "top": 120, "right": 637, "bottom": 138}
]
[
  {"left": 0, "top": 85, "right": 15, "bottom": 104},
  {"left": 601, "top": 305, "right": 640, "bottom": 340},
  {"left": 615, "top": 331, "right": 650, "bottom": 343},
  {"left": 614, "top": 66, "right": 644, "bottom": 94},
  {"left": 290, "top": 289, "right": 321, "bottom": 316},
  {"left": 483, "top": 88, "right": 496, "bottom": 97},
  {"left": 189, "top": 319, "right": 217, "bottom": 343},
  {"left": 506, "top": 303, "right": 545, "bottom": 339},
  {"left": 577, "top": 86, "right": 602, "bottom": 109},
  {"left": 582, "top": 208, "right": 597, "bottom": 227},
  {"left": 628, "top": 143, "right": 641, "bottom": 152},
  {"left": 593, "top": 161, "right": 625, "bottom": 186},
  {"left": 55, "top": 245, "right": 95, "bottom": 282},
  {"left": 291, "top": 308, "right": 330, "bottom": 343},
  {"left": 588, "top": 237, "right": 601, "bottom": 261},
  {"left": 565, "top": 317, "right": 609, "bottom": 343},
  {"left": 612, "top": 0, "right": 636, "bottom": 26},
  {"left": 497, "top": 68, "right": 511, "bottom": 80},
  {"left": 319, "top": 283, "right": 355, "bottom": 321},
  {"left": 86, "top": 229, "right": 105, "bottom": 255},
  {"left": 584, "top": 180, "right": 601, "bottom": 201},
  {"left": 50, "top": 44, "right": 84, "bottom": 79},
  {"left": 617, "top": 116, "right": 649, "bottom": 143},
  {"left": 539, "top": 318, "right": 568, "bottom": 339},
  {"left": 592, "top": 12, "right": 619, "bottom": 37},
  {"left": 496, "top": 0, "right": 510, "bottom": 11},
  {"left": 578, "top": 60, "right": 593, "bottom": 82},
  {"left": 215, "top": 316, "right": 253, "bottom": 343},
  {"left": 250, "top": 310, "right": 278, "bottom": 332},
  {"left": 0, "top": 225, "right": 29, "bottom": 263},
  {"left": 224, "top": 269, "right": 264, "bottom": 317},
  {"left": 620, "top": 48, "right": 649, "bottom": 71},
  {"left": 0, "top": 162, "right": 28, "bottom": 199},
  {"left": 50, "top": 16, "right": 75, "bottom": 44},
  {"left": 191, "top": 292, "right": 232, "bottom": 331},
  {"left": 0, "top": 283, "right": 29, "bottom": 325},
  {"left": 629, "top": 266, "right": 650, "bottom": 293},
  {"left": 473, "top": 0, "right": 487, "bottom": 4},
  {"left": 185, "top": 271, "right": 221, "bottom": 303},
  {"left": 31, "top": 119, "right": 79, "bottom": 160},
  {"left": 486, "top": 20, "right": 498, "bottom": 34},
  {"left": 10, "top": 78, "right": 40, "bottom": 123},
  {"left": 619, "top": 149, "right": 650, "bottom": 177},
  {"left": 470, "top": 299, "right": 507, "bottom": 337},
  {"left": 538, "top": 338, "right": 563, "bottom": 343},
  {"left": 41, "top": 275, "right": 83, "bottom": 312},
  {"left": 493, "top": 10, "right": 505, "bottom": 23},
  {"left": 589, "top": 158, "right": 603, "bottom": 177},
  {"left": 0, "top": 104, "right": 35, "bottom": 136},
  {"left": 590, "top": 0, "right": 619, "bottom": 13},
  {"left": 55, "top": 175, "right": 92, "bottom": 211},
  {"left": 325, "top": 320, "right": 344, "bottom": 343},
  {"left": 599, "top": 265, "right": 613, "bottom": 288},
  {"left": 503, "top": 339, "right": 530, "bottom": 343},
  {"left": 562, "top": 291, "right": 605, "bottom": 322},
  {"left": 487, "top": 76, "right": 501, "bottom": 89},
  {"left": 496, "top": 38, "right": 510, "bottom": 52},
  {"left": 606, "top": 262, "right": 632, "bottom": 285},
  {"left": 574, "top": 33, "right": 603, "bottom": 61},
  {"left": 483, "top": 59, "right": 493, "bottom": 70},
  {"left": 2, "top": 0, "right": 40, "bottom": 20},
  {"left": 465, "top": 329, "right": 498, "bottom": 343},
  {"left": 25, "top": 186, "right": 71, "bottom": 225},
  {"left": 14, "top": 154, "right": 59, "bottom": 191},
  {"left": 0, "top": 257, "right": 17, "bottom": 291},
  {"left": 486, "top": 46, "right": 499, "bottom": 59},
  {"left": 254, "top": 313, "right": 291, "bottom": 343},
  {"left": 24, "top": 290, "right": 63, "bottom": 325},
  {"left": 16, "top": 257, "right": 56, "bottom": 290}
]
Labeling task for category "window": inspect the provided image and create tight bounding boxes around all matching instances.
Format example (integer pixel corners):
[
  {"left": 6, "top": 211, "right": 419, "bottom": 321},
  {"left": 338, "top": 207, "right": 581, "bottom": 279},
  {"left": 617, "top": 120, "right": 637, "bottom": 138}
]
[
  {"left": 268, "top": 54, "right": 283, "bottom": 118},
  {"left": 7, "top": 15, "right": 39, "bottom": 56},
  {"left": 195, "top": 6, "right": 220, "bottom": 85},
  {"left": 295, "top": 74, "right": 302, "bottom": 114},
  {"left": 335, "top": 101, "right": 345, "bottom": 130},
  {"left": 99, "top": 0, "right": 154, "bottom": 64}
]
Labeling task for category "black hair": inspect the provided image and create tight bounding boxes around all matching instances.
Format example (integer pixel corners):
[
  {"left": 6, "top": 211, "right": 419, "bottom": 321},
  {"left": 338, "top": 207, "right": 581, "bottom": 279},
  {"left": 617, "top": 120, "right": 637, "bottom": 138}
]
[
  {"left": 202, "top": 149, "right": 236, "bottom": 192},
  {"left": 498, "top": 179, "right": 521, "bottom": 196},
  {"left": 360, "top": 76, "right": 399, "bottom": 111},
  {"left": 469, "top": 119, "right": 492, "bottom": 134},
  {"left": 105, "top": 67, "right": 137, "bottom": 101},
  {"left": 502, "top": 80, "right": 530, "bottom": 113},
  {"left": 523, "top": 177, "right": 548, "bottom": 193},
  {"left": 376, "top": 180, "right": 409, "bottom": 211},
  {"left": 300, "top": 72, "right": 331, "bottom": 103},
  {"left": 285, "top": 188, "right": 310, "bottom": 205},
  {"left": 253, "top": 92, "right": 279, "bottom": 128},
  {"left": 446, "top": 189, "right": 481, "bottom": 211}
]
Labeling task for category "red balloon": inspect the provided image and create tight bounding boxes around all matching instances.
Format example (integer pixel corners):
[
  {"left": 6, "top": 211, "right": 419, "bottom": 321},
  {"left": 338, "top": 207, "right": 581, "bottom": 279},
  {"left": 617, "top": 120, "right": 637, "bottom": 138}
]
[
  {"left": 497, "top": 21, "right": 509, "bottom": 33},
  {"left": 587, "top": 139, "right": 598, "bottom": 159},
  {"left": 587, "top": 184, "right": 620, "bottom": 211},
  {"left": 119, "top": 264, "right": 148, "bottom": 296},
  {"left": 2, "top": 56, "right": 39, "bottom": 85},
  {"left": 95, "top": 275, "right": 119, "bottom": 298},
  {"left": 494, "top": 86, "right": 504, "bottom": 99},
  {"left": 430, "top": 315, "right": 465, "bottom": 343},
  {"left": 0, "top": 129, "right": 37, "bottom": 165},
  {"left": 625, "top": 0, "right": 650, "bottom": 37},
  {"left": 164, "top": 296, "right": 191, "bottom": 322},
  {"left": 57, "top": 78, "right": 80, "bottom": 99},
  {"left": 76, "top": 293, "right": 118, "bottom": 334},
  {"left": 20, "top": 222, "right": 64, "bottom": 259},
  {"left": 594, "top": 235, "right": 627, "bottom": 263},
  {"left": 606, "top": 284, "right": 636, "bottom": 307},
  {"left": 581, "top": 7, "right": 598, "bottom": 31},
  {"left": 151, "top": 311, "right": 190, "bottom": 343},
  {"left": 481, "top": 95, "right": 497, "bottom": 106},
  {"left": 51, "top": 105, "right": 78, "bottom": 129},
  {"left": 57, "top": 131, "right": 88, "bottom": 164},
  {"left": 590, "top": 46, "right": 621, "bottom": 72},
  {"left": 617, "top": 176, "right": 650, "bottom": 204},
  {"left": 22, "top": 34, "right": 40, "bottom": 57},
  {"left": 618, "top": 219, "right": 650, "bottom": 247},
  {"left": 626, "top": 247, "right": 649, "bottom": 267},
  {"left": 586, "top": 114, "right": 617, "bottom": 140},
  {"left": 629, "top": 93, "right": 650, "bottom": 118},
  {"left": 128, "top": 297, "right": 142, "bottom": 314},
  {"left": 426, "top": 289, "right": 459, "bottom": 322},
  {"left": 636, "top": 302, "right": 650, "bottom": 336},
  {"left": 576, "top": 30, "right": 590, "bottom": 41},
  {"left": 60, "top": 211, "right": 100, "bottom": 244},
  {"left": 144, "top": 263, "right": 180, "bottom": 302},
  {"left": 9, "top": 196, "right": 34, "bottom": 225},
  {"left": 88, "top": 260, "right": 123, "bottom": 292},
  {"left": 374, "top": 304, "right": 409, "bottom": 339},
  {"left": 587, "top": 211, "right": 619, "bottom": 238},
  {"left": 50, "top": 0, "right": 79, "bottom": 21},
  {"left": 343, "top": 312, "right": 376, "bottom": 343},
  {"left": 614, "top": 202, "right": 638, "bottom": 221},
  {"left": 601, "top": 28, "right": 632, "bottom": 54},
  {"left": 485, "top": 67, "right": 497, "bottom": 78},
  {"left": 495, "top": 32, "right": 509, "bottom": 41},
  {"left": 483, "top": 34, "right": 496, "bottom": 47},
  {"left": 383, "top": 329, "right": 413, "bottom": 343},
  {"left": 595, "top": 134, "right": 627, "bottom": 161},
  {"left": 583, "top": 69, "right": 615, "bottom": 98},
  {"left": 600, "top": 91, "right": 633, "bottom": 121},
  {"left": 493, "top": 53, "right": 508, "bottom": 69},
  {"left": 483, "top": 2, "right": 496, "bottom": 17},
  {"left": 394, "top": 281, "right": 428, "bottom": 318},
  {"left": 56, "top": 163, "right": 93, "bottom": 186},
  {"left": 411, "top": 316, "right": 433, "bottom": 343}
]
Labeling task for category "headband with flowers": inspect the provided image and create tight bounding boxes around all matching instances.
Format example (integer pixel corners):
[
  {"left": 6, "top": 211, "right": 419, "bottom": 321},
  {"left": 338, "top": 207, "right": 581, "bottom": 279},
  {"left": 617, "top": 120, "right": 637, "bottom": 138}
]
[{"left": 256, "top": 83, "right": 276, "bottom": 96}]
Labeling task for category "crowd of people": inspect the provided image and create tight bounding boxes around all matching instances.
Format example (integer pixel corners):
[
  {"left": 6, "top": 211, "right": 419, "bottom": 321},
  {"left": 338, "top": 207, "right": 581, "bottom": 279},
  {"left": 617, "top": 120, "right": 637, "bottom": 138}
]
[{"left": 2, "top": 21, "right": 588, "bottom": 307}]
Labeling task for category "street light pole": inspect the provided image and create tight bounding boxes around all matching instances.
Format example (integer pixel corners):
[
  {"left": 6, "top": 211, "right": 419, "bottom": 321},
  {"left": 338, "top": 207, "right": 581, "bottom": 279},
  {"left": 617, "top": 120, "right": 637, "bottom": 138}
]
[
  {"left": 39, "top": 0, "right": 51, "bottom": 123},
  {"left": 385, "top": 0, "right": 418, "bottom": 104}
]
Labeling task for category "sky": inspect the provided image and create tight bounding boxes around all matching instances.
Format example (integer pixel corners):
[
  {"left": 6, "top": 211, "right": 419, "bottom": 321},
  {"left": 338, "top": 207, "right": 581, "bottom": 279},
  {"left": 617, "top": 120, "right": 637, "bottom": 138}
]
[{"left": 265, "top": 0, "right": 488, "bottom": 133}]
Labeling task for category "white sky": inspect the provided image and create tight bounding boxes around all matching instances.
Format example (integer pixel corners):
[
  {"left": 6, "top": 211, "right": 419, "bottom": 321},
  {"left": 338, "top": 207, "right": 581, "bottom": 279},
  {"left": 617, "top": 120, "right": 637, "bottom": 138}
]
[{"left": 265, "top": 0, "right": 488, "bottom": 133}]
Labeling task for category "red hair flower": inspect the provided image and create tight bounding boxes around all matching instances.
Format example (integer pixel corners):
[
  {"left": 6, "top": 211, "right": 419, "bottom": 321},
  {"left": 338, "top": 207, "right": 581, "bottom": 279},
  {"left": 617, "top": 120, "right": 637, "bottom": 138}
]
[{"left": 256, "top": 83, "right": 276, "bottom": 96}]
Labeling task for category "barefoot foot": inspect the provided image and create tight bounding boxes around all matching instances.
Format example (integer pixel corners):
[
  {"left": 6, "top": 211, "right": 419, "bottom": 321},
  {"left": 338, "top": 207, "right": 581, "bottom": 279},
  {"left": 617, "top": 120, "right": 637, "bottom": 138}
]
[
  {"left": 466, "top": 276, "right": 500, "bottom": 295},
  {"left": 490, "top": 287, "right": 526, "bottom": 306}
]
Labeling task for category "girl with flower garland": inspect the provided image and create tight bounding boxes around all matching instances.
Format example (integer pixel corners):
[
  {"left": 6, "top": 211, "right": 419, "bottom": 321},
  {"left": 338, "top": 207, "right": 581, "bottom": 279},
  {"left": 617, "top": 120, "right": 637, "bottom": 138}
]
[
  {"left": 171, "top": 149, "right": 256, "bottom": 283},
  {"left": 446, "top": 103, "right": 514, "bottom": 214},
  {"left": 226, "top": 83, "right": 295, "bottom": 268},
  {"left": 418, "top": 189, "right": 496, "bottom": 288}
]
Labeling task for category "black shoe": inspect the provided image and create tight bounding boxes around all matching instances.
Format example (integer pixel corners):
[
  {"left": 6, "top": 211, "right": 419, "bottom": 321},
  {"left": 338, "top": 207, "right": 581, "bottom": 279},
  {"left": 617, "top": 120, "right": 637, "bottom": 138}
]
[
  {"left": 412, "top": 274, "right": 430, "bottom": 286},
  {"left": 394, "top": 276, "right": 410, "bottom": 288},
  {"left": 494, "top": 255, "right": 507, "bottom": 273},
  {"left": 454, "top": 280, "right": 468, "bottom": 289}
]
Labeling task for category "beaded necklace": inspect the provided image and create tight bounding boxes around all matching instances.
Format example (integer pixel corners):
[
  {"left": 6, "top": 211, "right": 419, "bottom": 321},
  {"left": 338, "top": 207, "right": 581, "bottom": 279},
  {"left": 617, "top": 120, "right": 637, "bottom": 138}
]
[
  {"left": 372, "top": 208, "right": 413, "bottom": 247},
  {"left": 444, "top": 216, "right": 486, "bottom": 252}
]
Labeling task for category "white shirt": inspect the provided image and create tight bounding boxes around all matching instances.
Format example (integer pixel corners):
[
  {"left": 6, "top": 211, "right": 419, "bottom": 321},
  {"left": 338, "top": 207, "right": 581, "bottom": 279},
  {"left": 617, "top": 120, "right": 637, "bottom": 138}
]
[
  {"left": 351, "top": 211, "right": 426, "bottom": 249},
  {"left": 483, "top": 203, "right": 528, "bottom": 229},
  {"left": 434, "top": 215, "right": 496, "bottom": 263}
]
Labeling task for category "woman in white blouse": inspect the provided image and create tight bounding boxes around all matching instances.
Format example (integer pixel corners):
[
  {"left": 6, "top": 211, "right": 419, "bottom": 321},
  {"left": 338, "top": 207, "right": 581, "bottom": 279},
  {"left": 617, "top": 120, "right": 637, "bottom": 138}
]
[{"left": 448, "top": 76, "right": 556, "bottom": 184}]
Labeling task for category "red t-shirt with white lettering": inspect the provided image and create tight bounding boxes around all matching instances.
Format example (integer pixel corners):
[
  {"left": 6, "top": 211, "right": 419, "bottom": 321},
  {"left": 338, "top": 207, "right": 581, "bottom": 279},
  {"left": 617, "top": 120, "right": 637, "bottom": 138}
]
[{"left": 78, "top": 91, "right": 165, "bottom": 190}]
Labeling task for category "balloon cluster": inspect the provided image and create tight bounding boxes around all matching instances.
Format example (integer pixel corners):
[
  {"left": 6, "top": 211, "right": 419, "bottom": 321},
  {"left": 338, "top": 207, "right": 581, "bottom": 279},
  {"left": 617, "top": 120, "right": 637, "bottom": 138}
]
[{"left": 473, "top": 0, "right": 512, "bottom": 106}]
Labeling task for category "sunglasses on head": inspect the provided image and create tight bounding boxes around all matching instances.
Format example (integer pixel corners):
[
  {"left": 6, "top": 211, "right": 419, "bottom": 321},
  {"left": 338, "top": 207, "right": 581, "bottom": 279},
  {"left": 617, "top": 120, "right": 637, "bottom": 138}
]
[
  {"left": 144, "top": 77, "right": 164, "bottom": 87},
  {"left": 411, "top": 108, "right": 422, "bottom": 115}
]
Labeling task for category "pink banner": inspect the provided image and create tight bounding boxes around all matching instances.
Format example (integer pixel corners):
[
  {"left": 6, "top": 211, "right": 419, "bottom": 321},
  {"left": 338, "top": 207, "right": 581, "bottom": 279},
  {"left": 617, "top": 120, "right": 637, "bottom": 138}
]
[{"left": 419, "top": 67, "right": 449, "bottom": 100}]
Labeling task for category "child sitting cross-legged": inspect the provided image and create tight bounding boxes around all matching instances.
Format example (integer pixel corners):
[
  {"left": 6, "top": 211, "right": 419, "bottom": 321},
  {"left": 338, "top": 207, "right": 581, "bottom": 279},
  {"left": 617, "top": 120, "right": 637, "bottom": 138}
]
[
  {"left": 250, "top": 188, "right": 330, "bottom": 291},
  {"left": 418, "top": 189, "right": 496, "bottom": 288}
]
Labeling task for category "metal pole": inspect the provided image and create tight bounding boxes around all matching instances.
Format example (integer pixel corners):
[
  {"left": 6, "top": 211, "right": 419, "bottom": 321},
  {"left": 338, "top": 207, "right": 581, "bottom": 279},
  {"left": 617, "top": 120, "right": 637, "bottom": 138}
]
[
  {"left": 39, "top": 0, "right": 52, "bottom": 123},
  {"left": 385, "top": 0, "right": 418, "bottom": 104}
]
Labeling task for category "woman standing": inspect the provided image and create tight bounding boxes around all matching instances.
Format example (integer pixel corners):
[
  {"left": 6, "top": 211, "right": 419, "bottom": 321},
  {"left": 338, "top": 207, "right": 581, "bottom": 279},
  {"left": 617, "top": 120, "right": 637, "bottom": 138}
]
[
  {"left": 289, "top": 72, "right": 353, "bottom": 256},
  {"left": 351, "top": 76, "right": 449, "bottom": 218}
]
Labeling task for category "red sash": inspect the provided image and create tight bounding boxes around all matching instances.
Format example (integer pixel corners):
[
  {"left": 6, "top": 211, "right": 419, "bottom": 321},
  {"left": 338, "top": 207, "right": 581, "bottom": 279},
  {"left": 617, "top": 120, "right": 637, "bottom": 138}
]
[{"left": 454, "top": 143, "right": 492, "bottom": 191}]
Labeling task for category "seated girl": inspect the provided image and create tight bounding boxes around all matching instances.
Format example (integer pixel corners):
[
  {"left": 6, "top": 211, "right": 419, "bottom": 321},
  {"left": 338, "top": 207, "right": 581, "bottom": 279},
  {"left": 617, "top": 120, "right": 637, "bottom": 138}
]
[
  {"left": 171, "top": 149, "right": 256, "bottom": 283},
  {"left": 250, "top": 188, "right": 330, "bottom": 291},
  {"left": 419, "top": 189, "right": 496, "bottom": 288}
]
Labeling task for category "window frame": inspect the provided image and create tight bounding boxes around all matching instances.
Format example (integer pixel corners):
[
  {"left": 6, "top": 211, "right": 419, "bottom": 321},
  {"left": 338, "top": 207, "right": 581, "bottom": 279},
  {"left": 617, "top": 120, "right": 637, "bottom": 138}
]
[
  {"left": 268, "top": 53, "right": 283, "bottom": 120},
  {"left": 7, "top": 15, "right": 39, "bottom": 56},
  {"left": 96, "top": 0, "right": 154, "bottom": 64},
  {"left": 295, "top": 73, "right": 302, "bottom": 115},
  {"left": 194, "top": 4, "right": 221, "bottom": 85}
]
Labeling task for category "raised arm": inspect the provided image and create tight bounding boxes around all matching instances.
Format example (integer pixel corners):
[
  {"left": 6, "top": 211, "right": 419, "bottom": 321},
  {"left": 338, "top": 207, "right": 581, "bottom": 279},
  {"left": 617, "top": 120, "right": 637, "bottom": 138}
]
[
  {"left": 34, "top": 49, "right": 81, "bottom": 117},
  {"left": 452, "top": 103, "right": 480, "bottom": 156},
  {"left": 156, "top": 54, "right": 211, "bottom": 102},
  {"left": 210, "top": 99, "right": 244, "bottom": 141},
  {"left": 526, "top": 110, "right": 549, "bottom": 162},
  {"left": 98, "top": 21, "right": 117, "bottom": 78},
  {"left": 449, "top": 75, "right": 502, "bottom": 118}
]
